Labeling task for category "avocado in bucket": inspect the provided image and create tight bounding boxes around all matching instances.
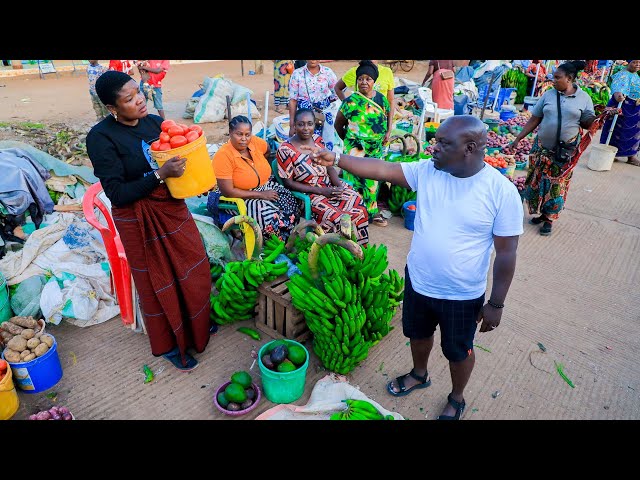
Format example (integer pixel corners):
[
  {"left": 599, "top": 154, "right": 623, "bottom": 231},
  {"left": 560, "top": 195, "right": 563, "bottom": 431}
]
[
  {"left": 287, "top": 345, "right": 307, "bottom": 366},
  {"left": 270, "top": 344, "right": 289, "bottom": 365},
  {"left": 276, "top": 359, "right": 296, "bottom": 372},
  {"left": 230, "top": 370, "right": 252, "bottom": 389},
  {"left": 217, "top": 392, "right": 230, "bottom": 408}
]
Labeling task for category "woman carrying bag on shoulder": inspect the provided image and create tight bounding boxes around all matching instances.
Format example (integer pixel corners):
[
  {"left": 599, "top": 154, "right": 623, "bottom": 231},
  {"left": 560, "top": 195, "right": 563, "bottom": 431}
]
[{"left": 509, "top": 61, "right": 619, "bottom": 236}]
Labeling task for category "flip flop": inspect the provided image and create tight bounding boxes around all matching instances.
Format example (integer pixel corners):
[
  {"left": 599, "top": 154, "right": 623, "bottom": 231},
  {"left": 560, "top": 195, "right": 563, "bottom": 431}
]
[
  {"left": 163, "top": 347, "right": 199, "bottom": 372},
  {"left": 386, "top": 369, "right": 431, "bottom": 397},
  {"left": 372, "top": 215, "right": 388, "bottom": 227}
]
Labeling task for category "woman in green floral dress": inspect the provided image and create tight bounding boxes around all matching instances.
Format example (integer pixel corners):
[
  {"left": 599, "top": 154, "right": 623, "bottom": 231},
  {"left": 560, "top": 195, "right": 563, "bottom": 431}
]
[{"left": 334, "top": 60, "right": 391, "bottom": 226}]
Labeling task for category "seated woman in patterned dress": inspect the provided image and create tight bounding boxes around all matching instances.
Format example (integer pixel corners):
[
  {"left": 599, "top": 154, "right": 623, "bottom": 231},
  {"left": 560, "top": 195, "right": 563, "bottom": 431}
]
[{"left": 276, "top": 108, "right": 369, "bottom": 245}]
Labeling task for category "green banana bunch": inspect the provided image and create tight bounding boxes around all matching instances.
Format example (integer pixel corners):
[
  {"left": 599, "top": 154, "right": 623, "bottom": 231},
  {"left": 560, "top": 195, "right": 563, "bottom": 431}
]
[
  {"left": 329, "top": 399, "right": 394, "bottom": 420},
  {"left": 209, "top": 263, "right": 224, "bottom": 282},
  {"left": 262, "top": 234, "right": 286, "bottom": 263}
]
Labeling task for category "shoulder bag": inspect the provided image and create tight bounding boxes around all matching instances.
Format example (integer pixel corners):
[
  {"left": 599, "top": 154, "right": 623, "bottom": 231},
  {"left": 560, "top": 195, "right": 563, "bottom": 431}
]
[
  {"left": 555, "top": 90, "right": 578, "bottom": 162},
  {"left": 437, "top": 60, "right": 454, "bottom": 80}
]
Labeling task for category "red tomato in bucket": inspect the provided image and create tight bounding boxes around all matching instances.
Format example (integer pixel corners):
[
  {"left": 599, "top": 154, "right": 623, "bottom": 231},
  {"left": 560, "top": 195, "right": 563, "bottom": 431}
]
[
  {"left": 167, "top": 125, "right": 184, "bottom": 138},
  {"left": 407, "top": 205, "right": 416, "bottom": 211},
  {"left": 150, "top": 140, "right": 162, "bottom": 151},
  {"left": 161, "top": 120, "right": 176, "bottom": 133},
  {"left": 188, "top": 125, "right": 203, "bottom": 136},
  {"left": 158, "top": 143, "right": 172, "bottom": 151},
  {"left": 159, "top": 132, "right": 170, "bottom": 143},
  {"left": 170, "top": 135, "right": 188, "bottom": 149},
  {"left": 185, "top": 130, "right": 199, "bottom": 144}
]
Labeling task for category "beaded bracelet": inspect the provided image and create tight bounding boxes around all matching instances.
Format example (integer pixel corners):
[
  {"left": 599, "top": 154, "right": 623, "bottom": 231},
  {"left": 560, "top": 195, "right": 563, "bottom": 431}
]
[{"left": 487, "top": 299, "right": 504, "bottom": 309}]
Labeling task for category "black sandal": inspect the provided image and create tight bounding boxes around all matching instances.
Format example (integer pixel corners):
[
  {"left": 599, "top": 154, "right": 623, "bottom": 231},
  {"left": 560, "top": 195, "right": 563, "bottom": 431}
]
[
  {"left": 436, "top": 393, "right": 466, "bottom": 420},
  {"left": 386, "top": 368, "right": 431, "bottom": 397},
  {"left": 540, "top": 221, "right": 553, "bottom": 236},
  {"left": 529, "top": 215, "right": 547, "bottom": 225}
]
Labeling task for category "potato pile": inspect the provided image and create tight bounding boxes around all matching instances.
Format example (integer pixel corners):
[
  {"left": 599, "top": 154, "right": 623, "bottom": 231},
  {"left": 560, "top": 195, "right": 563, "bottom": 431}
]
[{"left": 0, "top": 316, "right": 53, "bottom": 364}]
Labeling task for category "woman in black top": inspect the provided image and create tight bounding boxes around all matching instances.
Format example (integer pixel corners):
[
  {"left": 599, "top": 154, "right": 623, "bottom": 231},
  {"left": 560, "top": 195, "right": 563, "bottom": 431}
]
[{"left": 86, "top": 71, "right": 212, "bottom": 371}]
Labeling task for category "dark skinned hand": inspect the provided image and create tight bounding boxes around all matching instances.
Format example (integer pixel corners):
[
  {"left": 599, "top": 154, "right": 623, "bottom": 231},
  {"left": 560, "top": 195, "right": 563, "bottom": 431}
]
[
  {"left": 477, "top": 303, "right": 502, "bottom": 333},
  {"left": 261, "top": 190, "right": 279, "bottom": 201},
  {"left": 158, "top": 156, "right": 186, "bottom": 179}
]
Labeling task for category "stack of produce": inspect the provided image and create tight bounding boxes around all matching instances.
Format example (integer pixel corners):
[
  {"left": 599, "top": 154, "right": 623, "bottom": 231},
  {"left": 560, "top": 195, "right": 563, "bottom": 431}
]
[
  {"left": 330, "top": 398, "right": 395, "bottom": 420},
  {"left": 1, "top": 316, "right": 52, "bottom": 364},
  {"left": 259, "top": 339, "right": 307, "bottom": 372},
  {"left": 150, "top": 120, "right": 203, "bottom": 151},
  {"left": 510, "top": 176, "right": 526, "bottom": 191},
  {"left": 501, "top": 68, "right": 529, "bottom": 104},
  {"left": 28, "top": 405, "right": 74, "bottom": 421},
  {"left": 216, "top": 371, "right": 258, "bottom": 412},
  {"left": 502, "top": 137, "right": 532, "bottom": 163},
  {"left": 209, "top": 215, "right": 288, "bottom": 325},
  {"left": 287, "top": 218, "right": 404, "bottom": 374}
]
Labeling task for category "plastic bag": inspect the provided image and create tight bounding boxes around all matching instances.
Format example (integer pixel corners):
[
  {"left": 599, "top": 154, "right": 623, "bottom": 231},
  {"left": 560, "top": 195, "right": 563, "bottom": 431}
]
[
  {"left": 40, "top": 275, "right": 100, "bottom": 326},
  {"left": 193, "top": 77, "right": 234, "bottom": 124},
  {"left": 10, "top": 274, "right": 48, "bottom": 318},
  {"left": 192, "top": 215, "right": 234, "bottom": 265}
]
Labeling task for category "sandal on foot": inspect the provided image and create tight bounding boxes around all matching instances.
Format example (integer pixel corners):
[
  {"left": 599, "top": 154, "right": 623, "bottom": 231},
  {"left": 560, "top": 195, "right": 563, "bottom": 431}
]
[
  {"left": 163, "top": 347, "right": 199, "bottom": 372},
  {"left": 436, "top": 393, "right": 466, "bottom": 420},
  {"left": 529, "top": 215, "right": 547, "bottom": 225},
  {"left": 372, "top": 215, "right": 388, "bottom": 227},
  {"left": 539, "top": 221, "right": 553, "bottom": 236},
  {"left": 627, "top": 156, "right": 640, "bottom": 166},
  {"left": 386, "top": 369, "right": 431, "bottom": 397}
]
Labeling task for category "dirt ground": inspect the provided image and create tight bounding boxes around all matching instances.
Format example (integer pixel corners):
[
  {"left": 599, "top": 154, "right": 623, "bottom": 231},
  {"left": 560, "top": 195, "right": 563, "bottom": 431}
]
[{"left": 1, "top": 61, "right": 639, "bottom": 421}]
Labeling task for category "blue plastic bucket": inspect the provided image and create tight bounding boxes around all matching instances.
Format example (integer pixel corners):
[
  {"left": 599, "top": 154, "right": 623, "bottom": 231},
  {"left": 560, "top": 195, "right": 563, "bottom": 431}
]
[
  {"left": 500, "top": 110, "right": 517, "bottom": 121},
  {"left": 402, "top": 201, "right": 417, "bottom": 231},
  {"left": 1, "top": 336, "right": 63, "bottom": 394},
  {"left": 258, "top": 339, "right": 309, "bottom": 404},
  {"left": 0, "top": 272, "right": 11, "bottom": 325}
]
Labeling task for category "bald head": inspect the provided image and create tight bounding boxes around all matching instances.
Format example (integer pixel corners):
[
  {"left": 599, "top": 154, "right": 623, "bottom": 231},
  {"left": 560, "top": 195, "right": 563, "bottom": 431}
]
[{"left": 441, "top": 116, "right": 487, "bottom": 147}]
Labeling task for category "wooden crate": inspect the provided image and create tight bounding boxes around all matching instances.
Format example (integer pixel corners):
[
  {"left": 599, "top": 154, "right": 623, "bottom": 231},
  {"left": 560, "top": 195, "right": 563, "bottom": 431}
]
[{"left": 255, "top": 275, "right": 310, "bottom": 342}]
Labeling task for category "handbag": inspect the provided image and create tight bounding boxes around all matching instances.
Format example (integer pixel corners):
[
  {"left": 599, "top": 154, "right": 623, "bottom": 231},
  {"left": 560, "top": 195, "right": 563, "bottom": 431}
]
[
  {"left": 555, "top": 90, "right": 578, "bottom": 162},
  {"left": 304, "top": 70, "right": 326, "bottom": 128},
  {"left": 437, "top": 60, "right": 454, "bottom": 80}
]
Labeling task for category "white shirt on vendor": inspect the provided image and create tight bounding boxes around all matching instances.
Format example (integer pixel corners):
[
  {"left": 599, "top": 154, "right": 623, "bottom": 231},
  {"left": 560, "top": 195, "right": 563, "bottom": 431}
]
[{"left": 401, "top": 160, "right": 524, "bottom": 300}]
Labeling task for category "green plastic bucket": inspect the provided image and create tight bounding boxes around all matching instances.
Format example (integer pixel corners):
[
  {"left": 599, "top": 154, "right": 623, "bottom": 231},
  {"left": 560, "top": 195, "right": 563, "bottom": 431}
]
[
  {"left": 0, "top": 272, "right": 11, "bottom": 325},
  {"left": 258, "top": 339, "right": 309, "bottom": 404}
]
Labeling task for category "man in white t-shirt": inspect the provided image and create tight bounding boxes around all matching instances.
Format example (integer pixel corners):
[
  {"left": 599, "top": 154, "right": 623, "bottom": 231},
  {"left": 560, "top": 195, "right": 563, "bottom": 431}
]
[{"left": 307, "top": 116, "right": 523, "bottom": 420}]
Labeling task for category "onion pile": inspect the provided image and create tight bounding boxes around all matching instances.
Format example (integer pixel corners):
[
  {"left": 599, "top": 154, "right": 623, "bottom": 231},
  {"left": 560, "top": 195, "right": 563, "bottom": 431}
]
[{"left": 29, "top": 405, "right": 73, "bottom": 421}]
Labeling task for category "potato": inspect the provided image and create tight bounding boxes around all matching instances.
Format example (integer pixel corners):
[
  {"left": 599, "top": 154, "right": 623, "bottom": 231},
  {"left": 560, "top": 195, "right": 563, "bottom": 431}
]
[
  {"left": 0, "top": 321, "right": 23, "bottom": 336},
  {"left": 40, "top": 334, "right": 54, "bottom": 348},
  {"left": 20, "top": 328, "right": 35, "bottom": 340},
  {"left": 0, "top": 331, "right": 14, "bottom": 343},
  {"left": 34, "top": 342, "right": 49, "bottom": 357},
  {"left": 9, "top": 316, "right": 38, "bottom": 329},
  {"left": 3, "top": 348, "right": 22, "bottom": 363},
  {"left": 7, "top": 335, "right": 28, "bottom": 352},
  {"left": 35, "top": 332, "right": 42, "bottom": 339},
  {"left": 26, "top": 337, "right": 41, "bottom": 350},
  {"left": 22, "top": 353, "right": 36, "bottom": 362},
  {"left": 20, "top": 349, "right": 31, "bottom": 359}
]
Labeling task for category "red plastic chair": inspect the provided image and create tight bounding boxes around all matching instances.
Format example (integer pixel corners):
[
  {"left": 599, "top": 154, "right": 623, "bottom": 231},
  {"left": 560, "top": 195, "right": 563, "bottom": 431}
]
[{"left": 82, "top": 182, "right": 134, "bottom": 325}]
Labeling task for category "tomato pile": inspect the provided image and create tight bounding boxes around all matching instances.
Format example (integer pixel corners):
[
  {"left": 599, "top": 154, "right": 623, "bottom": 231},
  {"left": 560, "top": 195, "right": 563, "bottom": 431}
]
[
  {"left": 484, "top": 154, "right": 508, "bottom": 169},
  {"left": 150, "top": 119, "right": 203, "bottom": 152}
]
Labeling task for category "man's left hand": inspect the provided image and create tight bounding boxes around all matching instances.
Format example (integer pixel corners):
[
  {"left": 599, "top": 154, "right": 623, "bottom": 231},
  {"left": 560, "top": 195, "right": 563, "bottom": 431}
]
[{"left": 477, "top": 303, "right": 503, "bottom": 333}]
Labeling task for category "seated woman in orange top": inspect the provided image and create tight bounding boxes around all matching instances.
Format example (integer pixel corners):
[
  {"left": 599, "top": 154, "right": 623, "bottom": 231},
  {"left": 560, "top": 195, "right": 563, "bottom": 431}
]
[{"left": 211, "top": 115, "right": 299, "bottom": 241}]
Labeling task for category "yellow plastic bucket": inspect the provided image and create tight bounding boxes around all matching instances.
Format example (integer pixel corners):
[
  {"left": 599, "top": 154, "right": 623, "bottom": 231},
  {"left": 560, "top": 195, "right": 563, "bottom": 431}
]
[
  {"left": 0, "top": 364, "right": 20, "bottom": 420},
  {"left": 150, "top": 133, "right": 215, "bottom": 198}
]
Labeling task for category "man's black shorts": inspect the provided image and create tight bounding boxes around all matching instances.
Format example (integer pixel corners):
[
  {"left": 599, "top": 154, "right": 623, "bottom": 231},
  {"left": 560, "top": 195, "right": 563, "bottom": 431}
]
[{"left": 402, "top": 265, "right": 485, "bottom": 362}]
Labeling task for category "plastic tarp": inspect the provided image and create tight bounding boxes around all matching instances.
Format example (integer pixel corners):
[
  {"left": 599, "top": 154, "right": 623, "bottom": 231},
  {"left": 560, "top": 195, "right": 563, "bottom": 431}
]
[
  {"left": 0, "top": 213, "right": 119, "bottom": 327},
  {"left": 255, "top": 374, "right": 405, "bottom": 420},
  {"left": 0, "top": 140, "right": 98, "bottom": 184}
]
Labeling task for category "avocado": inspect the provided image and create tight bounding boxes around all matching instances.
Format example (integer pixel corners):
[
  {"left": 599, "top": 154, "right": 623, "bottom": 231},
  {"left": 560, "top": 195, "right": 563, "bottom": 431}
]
[
  {"left": 230, "top": 370, "right": 252, "bottom": 389},
  {"left": 240, "top": 399, "right": 254, "bottom": 410},
  {"left": 267, "top": 339, "right": 288, "bottom": 353},
  {"left": 261, "top": 354, "right": 275, "bottom": 370},
  {"left": 245, "top": 387, "right": 256, "bottom": 400},
  {"left": 217, "top": 391, "right": 230, "bottom": 408},
  {"left": 276, "top": 359, "right": 296, "bottom": 372},
  {"left": 287, "top": 345, "right": 307, "bottom": 365},
  {"left": 270, "top": 344, "right": 289, "bottom": 365},
  {"left": 224, "top": 382, "right": 247, "bottom": 403},
  {"left": 226, "top": 402, "right": 241, "bottom": 411}
]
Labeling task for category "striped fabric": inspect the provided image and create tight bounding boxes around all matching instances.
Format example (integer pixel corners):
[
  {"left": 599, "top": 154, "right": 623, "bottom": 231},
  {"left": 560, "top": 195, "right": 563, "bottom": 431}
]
[{"left": 112, "top": 184, "right": 211, "bottom": 367}]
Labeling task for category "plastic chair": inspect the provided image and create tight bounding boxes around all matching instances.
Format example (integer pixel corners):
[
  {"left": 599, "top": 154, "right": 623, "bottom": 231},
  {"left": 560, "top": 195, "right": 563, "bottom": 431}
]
[
  {"left": 82, "top": 182, "right": 134, "bottom": 326},
  {"left": 271, "top": 159, "right": 312, "bottom": 220},
  {"left": 218, "top": 195, "right": 256, "bottom": 258}
]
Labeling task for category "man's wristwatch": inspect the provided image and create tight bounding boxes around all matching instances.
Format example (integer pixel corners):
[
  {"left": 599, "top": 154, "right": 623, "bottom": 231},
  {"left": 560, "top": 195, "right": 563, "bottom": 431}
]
[
  {"left": 154, "top": 170, "right": 164, "bottom": 184},
  {"left": 333, "top": 152, "right": 341, "bottom": 167}
]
